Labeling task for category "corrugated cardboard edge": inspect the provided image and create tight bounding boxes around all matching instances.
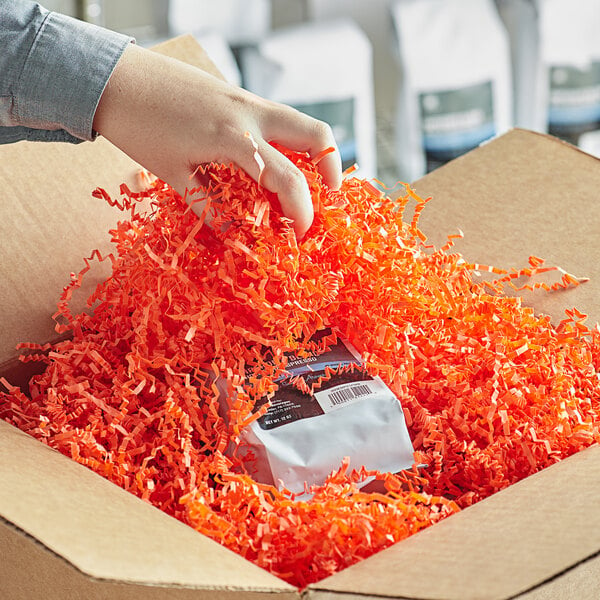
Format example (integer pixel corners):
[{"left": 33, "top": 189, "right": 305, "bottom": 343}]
[
  {"left": 0, "top": 518, "right": 298, "bottom": 600},
  {"left": 0, "top": 420, "right": 297, "bottom": 598},
  {"left": 420, "top": 127, "right": 600, "bottom": 181},
  {"left": 305, "top": 445, "right": 600, "bottom": 600},
  {"left": 515, "top": 554, "right": 600, "bottom": 600},
  {"left": 509, "top": 127, "right": 600, "bottom": 163}
]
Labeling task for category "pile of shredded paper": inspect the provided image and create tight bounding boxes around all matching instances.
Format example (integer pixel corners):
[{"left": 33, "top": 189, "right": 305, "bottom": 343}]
[{"left": 1, "top": 147, "right": 599, "bottom": 587}]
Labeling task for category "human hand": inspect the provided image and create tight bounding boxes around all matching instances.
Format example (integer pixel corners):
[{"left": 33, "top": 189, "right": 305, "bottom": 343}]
[{"left": 93, "top": 44, "right": 342, "bottom": 238}]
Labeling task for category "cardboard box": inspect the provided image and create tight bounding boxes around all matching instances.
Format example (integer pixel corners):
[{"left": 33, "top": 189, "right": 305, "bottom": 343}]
[{"left": 1, "top": 36, "right": 599, "bottom": 599}]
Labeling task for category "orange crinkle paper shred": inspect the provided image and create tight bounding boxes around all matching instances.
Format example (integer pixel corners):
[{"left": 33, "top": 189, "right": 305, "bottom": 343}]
[{"left": 1, "top": 146, "right": 599, "bottom": 588}]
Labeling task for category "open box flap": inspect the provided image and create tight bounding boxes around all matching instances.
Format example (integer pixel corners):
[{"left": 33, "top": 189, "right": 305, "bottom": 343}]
[
  {"left": 412, "top": 128, "right": 600, "bottom": 326},
  {"left": 307, "top": 444, "right": 600, "bottom": 600},
  {"left": 151, "top": 33, "right": 225, "bottom": 79},
  {"left": 0, "top": 136, "right": 139, "bottom": 367},
  {"left": 0, "top": 419, "right": 295, "bottom": 594}
]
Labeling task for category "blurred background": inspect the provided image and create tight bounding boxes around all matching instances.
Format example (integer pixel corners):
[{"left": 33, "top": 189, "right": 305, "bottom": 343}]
[{"left": 43, "top": 0, "right": 600, "bottom": 184}]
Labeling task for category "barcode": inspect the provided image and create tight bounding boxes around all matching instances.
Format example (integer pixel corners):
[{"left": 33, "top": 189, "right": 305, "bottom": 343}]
[{"left": 328, "top": 383, "right": 372, "bottom": 406}]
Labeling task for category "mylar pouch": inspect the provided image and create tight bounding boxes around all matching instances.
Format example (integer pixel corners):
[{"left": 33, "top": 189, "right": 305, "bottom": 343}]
[{"left": 236, "top": 329, "right": 415, "bottom": 496}]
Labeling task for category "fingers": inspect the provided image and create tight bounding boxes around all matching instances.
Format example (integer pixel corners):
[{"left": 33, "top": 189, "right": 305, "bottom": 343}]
[
  {"left": 314, "top": 143, "right": 343, "bottom": 191},
  {"left": 234, "top": 136, "right": 314, "bottom": 239},
  {"left": 260, "top": 103, "right": 343, "bottom": 191},
  {"left": 239, "top": 104, "right": 343, "bottom": 239}
]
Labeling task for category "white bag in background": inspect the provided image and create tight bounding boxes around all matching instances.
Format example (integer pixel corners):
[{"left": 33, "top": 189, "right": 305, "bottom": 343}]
[
  {"left": 168, "top": 0, "right": 271, "bottom": 47},
  {"left": 222, "top": 330, "right": 415, "bottom": 496},
  {"left": 391, "top": 0, "right": 512, "bottom": 181},
  {"left": 537, "top": 0, "right": 600, "bottom": 157},
  {"left": 495, "top": 0, "right": 546, "bottom": 132},
  {"left": 306, "top": 0, "right": 401, "bottom": 120},
  {"left": 240, "top": 19, "right": 378, "bottom": 179}
]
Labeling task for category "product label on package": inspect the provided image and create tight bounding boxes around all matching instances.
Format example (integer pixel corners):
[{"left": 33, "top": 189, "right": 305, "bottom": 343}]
[
  {"left": 548, "top": 62, "right": 600, "bottom": 148},
  {"left": 255, "top": 330, "right": 387, "bottom": 431},
  {"left": 419, "top": 80, "right": 495, "bottom": 172},
  {"left": 313, "top": 375, "right": 393, "bottom": 413}
]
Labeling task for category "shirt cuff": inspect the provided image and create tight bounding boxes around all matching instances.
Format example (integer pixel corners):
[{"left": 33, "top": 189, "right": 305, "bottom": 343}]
[{"left": 16, "top": 10, "right": 133, "bottom": 142}]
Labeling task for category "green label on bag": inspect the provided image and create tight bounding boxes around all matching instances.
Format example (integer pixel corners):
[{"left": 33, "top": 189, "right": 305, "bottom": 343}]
[
  {"left": 419, "top": 80, "right": 495, "bottom": 172},
  {"left": 548, "top": 62, "right": 600, "bottom": 146}
]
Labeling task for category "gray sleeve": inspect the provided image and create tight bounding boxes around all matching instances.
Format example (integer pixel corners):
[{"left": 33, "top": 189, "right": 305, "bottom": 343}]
[{"left": 0, "top": 1, "right": 133, "bottom": 144}]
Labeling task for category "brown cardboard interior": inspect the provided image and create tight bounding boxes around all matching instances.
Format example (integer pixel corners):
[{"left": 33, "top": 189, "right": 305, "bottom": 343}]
[
  {"left": 0, "top": 137, "right": 138, "bottom": 368},
  {"left": 413, "top": 129, "right": 600, "bottom": 326},
  {"left": 152, "top": 34, "right": 226, "bottom": 82},
  {"left": 1, "top": 35, "right": 599, "bottom": 600}
]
